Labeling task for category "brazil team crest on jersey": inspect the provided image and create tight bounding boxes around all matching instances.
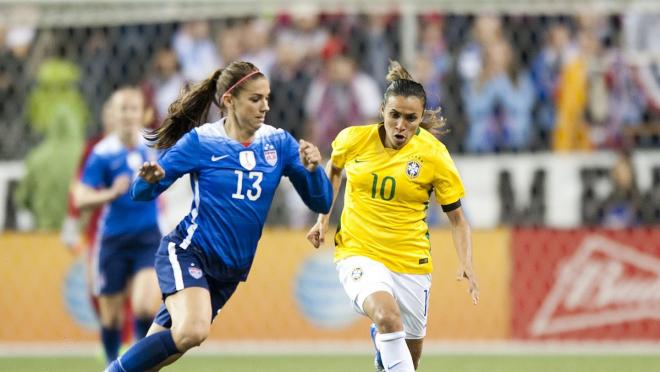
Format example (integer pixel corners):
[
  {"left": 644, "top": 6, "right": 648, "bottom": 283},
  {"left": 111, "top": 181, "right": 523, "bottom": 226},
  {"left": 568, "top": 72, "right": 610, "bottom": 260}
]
[
  {"left": 405, "top": 155, "right": 423, "bottom": 179},
  {"left": 263, "top": 143, "right": 278, "bottom": 166},
  {"left": 239, "top": 150, "right": 256, "bottom": 170}
]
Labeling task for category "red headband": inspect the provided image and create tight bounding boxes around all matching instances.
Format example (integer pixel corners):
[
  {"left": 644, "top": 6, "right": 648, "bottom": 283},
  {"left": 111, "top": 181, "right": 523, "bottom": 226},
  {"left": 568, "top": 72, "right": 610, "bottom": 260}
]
[{"left": 221, "top": 70, "right": 261, "bottom": 101}]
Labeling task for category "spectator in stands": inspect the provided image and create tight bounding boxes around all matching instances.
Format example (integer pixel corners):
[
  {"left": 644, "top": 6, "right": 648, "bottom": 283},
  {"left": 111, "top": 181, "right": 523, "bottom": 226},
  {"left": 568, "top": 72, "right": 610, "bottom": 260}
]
[
  {"left": 351, "top": 12, "right": 398, "bottom": 91},
  {"left": 600, "top": 150, "right": 641, "bottom": 228},
  {"left": 240, "top": 18, "right": 276, "bottom": 77},
  {"left": 530, "top": 19, "right": 577, "bottom": 149},
  {"left": 0, "top": 25, "right": 34, "bottom": 159},
  {"left": 105, "top": 61, "right": 332, "bottom": 372},
  {"left": 142, "top": 47, "right": 187, "bottom": 128},
  {"left": 457, "top": 14, "right": 504, "bottom": 83},
  {"left": 216, "top": 25, "right": 243, "bottom": 67},
  {"left": 307, "top": 61, "right": 478, "bottom": 372},
  {"left": 73, "top": 88, "right": 161, "bottom": 364},
  {"left": 276, "top": 4, "right": 329, "bottom": 74},
  {"left": 305, "top": 45, "right": 381, "bottom": 155},
  {"left": 173, "top": 20, "right": 220, "bottom": 82},
  {"left": 462, "top": 38, "right": 535, "bottom": 152},
  {"left": 416, "top": 15, "right": 451, "bottom": 111}
]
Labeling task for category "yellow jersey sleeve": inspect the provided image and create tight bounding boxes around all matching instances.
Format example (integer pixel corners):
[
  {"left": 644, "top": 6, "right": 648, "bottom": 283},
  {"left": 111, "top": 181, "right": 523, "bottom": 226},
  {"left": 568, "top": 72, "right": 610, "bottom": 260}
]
[
  {"left": 432, "top": 145, "right": 465, "bottom": 205},
  {"left": 330, "top": 127, "right": 355, "bottom": 169}
]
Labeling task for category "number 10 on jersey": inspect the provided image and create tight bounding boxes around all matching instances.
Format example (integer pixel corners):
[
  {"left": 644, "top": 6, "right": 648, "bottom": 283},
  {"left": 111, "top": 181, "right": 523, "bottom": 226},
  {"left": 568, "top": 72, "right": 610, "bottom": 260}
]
[
  {"left": 232, "top": 170, "right": 263, "bottom": 201},
  {"left": 371, "top": 173, "right": 396, "bottom": 201}
]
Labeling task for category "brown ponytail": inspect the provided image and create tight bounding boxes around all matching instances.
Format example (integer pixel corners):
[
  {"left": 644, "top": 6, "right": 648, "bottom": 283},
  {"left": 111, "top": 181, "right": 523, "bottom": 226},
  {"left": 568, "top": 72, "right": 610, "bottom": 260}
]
[
  {"left": 384, "top": 60, "right": 446, "bottom": 136},
  {"left": 147, "top": 69, "right": 222, "bottom": 149},
  {"left": 147, "top": 61, "right": 262, "bottom": 149}
]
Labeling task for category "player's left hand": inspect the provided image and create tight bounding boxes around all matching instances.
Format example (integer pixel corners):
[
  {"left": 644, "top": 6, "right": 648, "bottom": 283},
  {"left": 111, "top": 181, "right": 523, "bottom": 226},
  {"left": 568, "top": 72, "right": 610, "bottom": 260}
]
[
  {"left": 457, "top": 265, "right": 479, "bottom": 305},
  {"left": 299, "top": 139, "right": 322, "bottom": 172}
]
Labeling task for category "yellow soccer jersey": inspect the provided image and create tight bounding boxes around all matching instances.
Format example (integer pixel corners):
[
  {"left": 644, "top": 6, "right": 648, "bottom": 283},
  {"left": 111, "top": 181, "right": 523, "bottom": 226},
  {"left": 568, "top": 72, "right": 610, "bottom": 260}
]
[{"left": 331, "top": 123, "right": 465, "bottom": 274}]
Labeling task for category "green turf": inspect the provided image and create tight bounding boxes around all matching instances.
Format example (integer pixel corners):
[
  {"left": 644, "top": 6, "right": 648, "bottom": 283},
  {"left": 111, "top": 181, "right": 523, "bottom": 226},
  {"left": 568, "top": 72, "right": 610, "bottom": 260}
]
[{"left": 1, "top": 355, "right": 659, "bottom": 372}]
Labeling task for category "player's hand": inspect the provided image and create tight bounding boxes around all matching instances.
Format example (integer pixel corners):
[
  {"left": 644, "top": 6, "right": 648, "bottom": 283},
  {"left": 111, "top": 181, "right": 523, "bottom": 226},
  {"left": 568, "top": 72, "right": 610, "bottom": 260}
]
[
  {"left": 299, "top": 139, "right": 322, "bottom": 172},
  {"left": 111, "top": 174, "right": 131, "bottom": 198},
  {"left": 306, "top": 218, "right": 329, "bottom": 249},
  {"left": 138, "top": 161, "right": 165, "bottom": 184},
  {"left": 457, "top": 265, "right": 479, "bottom": 305}
]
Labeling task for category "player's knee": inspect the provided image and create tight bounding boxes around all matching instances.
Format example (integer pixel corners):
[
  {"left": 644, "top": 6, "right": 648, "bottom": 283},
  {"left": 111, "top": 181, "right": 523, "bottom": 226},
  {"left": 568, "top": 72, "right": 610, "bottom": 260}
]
[
  {"left": 172, "top": 321, "right": 209, "bottom": 351},
  {"left": 371, "top": 308, "right": 402, "bottom": 333}
]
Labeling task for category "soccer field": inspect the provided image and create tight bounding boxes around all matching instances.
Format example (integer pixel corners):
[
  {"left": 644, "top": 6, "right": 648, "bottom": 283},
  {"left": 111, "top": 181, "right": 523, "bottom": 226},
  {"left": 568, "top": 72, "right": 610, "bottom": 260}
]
[{"left": 2, "top": 355, "right": 659, "bottom": 372}]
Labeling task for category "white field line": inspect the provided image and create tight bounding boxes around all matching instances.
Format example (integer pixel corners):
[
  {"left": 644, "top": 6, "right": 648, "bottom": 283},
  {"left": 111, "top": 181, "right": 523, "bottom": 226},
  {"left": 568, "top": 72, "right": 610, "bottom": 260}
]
[{"left": 1, "top": 341, "right": 660, "bottom": 357}]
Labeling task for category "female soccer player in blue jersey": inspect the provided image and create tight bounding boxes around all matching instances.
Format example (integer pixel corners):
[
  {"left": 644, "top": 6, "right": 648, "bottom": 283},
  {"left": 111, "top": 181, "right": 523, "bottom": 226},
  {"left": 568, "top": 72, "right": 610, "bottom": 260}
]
[
  {"left": 105, "top": 61, "right": 332, "bottom": 372},
  {"left": 307, "top": 61, "right": 479, "bottom": 372},
  {"left": 74, "top": 88, "right": 161, "bottom": 364}
]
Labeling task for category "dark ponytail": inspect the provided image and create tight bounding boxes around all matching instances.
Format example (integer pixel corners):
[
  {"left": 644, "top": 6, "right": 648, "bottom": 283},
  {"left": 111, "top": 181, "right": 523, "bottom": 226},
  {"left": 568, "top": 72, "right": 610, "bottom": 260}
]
[
  {"left": 147, "top": 69, "right": 222, "bottom": 149},
  {"left": 383, "top": 60, "right": 446, "bottom": 135},
  {"left": 147, "top": 61, "right": 262, "bottom": 149}
]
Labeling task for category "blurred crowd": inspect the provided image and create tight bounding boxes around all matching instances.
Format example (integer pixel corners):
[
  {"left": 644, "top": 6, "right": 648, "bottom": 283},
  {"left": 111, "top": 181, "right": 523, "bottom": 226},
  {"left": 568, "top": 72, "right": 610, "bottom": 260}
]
[
  {"left": 1, "top": 10, "right": 660, "bottom": 161},
  {"left": 1, "top": 9, "right": 659, "bottom": 230}
]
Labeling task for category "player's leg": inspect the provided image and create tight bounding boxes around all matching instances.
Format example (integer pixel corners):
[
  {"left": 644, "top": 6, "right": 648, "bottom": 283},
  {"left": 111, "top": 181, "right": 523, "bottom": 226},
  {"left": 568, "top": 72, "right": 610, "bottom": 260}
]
[
  {"left": 337, "top": 256, "right": 414, "bottom": 372},
  {"left": 129, "top": 228, "right": 162, "bottom": 339},
  {"left": 392, "top": 272, "right": 432, "bottom": 370},
  {"left": 130, "top": 268, "right": 160, "bottom": 339},
  {"left": 96, "top": 239, "right": 131, "bottom": 365},
  {"left": 144, "top": 322, "right": 183, "bottom": 372},
  {"left": 363, "top": 292, "right": 414, "bottom": 372},
  {"left": 98, "top": 292, "right": 127, "bottom": 364},
  {"left": 106, "top": 287, "right": 211, "bottom": 372},
  {"left": 106, "top": 239, "right": 212, "bottom": 372}
]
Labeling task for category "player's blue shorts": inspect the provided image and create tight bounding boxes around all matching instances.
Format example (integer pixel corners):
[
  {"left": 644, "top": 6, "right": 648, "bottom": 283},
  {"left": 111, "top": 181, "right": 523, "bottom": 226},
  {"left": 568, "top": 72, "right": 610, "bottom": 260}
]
[
  {"left": 153, "top": 231, "right": 244, "bottom": 327},
  {"left": 95, "top": 226, "right": 161, "bottom": 295}
]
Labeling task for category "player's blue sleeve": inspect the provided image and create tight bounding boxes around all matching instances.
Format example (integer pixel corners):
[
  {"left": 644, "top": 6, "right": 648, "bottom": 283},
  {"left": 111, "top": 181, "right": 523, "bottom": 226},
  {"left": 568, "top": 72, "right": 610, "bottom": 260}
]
[
  {"left": 282, "top": 134, "right": 333, "bottom": 213},
  {"left": 80, "top": 153, "right": 106, "bottom": 188},
  {"left": 131, "top": 130, "right": 201, "bottom": 201}
]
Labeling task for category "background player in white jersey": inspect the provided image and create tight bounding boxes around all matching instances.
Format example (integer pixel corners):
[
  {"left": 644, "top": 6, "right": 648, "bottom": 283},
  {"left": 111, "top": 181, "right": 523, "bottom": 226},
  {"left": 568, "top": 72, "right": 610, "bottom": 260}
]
[
  {"left": 105, "top": 61, "right": 332, "bottom": 372},
  {"left": 74, "top": 88, "right": 161, "bottom": 364},
  {"left": 307, "top": 61, "right": 479, "bottom": 372}
]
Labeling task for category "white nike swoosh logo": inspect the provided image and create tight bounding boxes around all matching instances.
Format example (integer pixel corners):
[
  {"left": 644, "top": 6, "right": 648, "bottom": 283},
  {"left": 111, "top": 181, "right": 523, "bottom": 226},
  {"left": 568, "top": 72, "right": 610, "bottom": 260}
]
[
  {"left": 211, "top": 155, "right": 229, "bottom": 162},
  {"left": 387, "top": 361, "right": 402, "bottom": 369}
]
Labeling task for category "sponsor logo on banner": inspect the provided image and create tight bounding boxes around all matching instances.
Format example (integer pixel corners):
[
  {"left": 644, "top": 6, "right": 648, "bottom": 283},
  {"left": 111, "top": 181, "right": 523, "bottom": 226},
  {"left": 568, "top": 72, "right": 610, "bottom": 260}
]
[
  {"left": 528, "top": 234, "right": 660, "bottom": 336},
  {"left": 239, "top": 150, "right": 256, "bottom": 170},
  {"left": 264, "top": 143, "right": 277, "bottom": 166}
]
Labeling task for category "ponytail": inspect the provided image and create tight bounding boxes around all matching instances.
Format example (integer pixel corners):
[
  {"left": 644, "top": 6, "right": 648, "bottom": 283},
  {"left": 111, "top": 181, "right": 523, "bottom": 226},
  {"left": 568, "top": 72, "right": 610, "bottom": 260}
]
[{"left": 146, "top": 69, "right": 222, "bottom": 149}]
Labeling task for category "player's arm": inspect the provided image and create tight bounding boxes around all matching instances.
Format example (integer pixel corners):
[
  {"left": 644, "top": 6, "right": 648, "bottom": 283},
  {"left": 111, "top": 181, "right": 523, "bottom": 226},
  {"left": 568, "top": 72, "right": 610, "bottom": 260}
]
[
  {"left": 75, "top": 152, "right": 130, "bottom": 210},
  {"left": 73, "top": 176, "right": 130, "bottom": 210},
  {"left": 286, "top": 139, "right": 333, "bottom": 213},
  {"left": 131, "top": 130, "right": 200, "bottom": 201},
  {"left": 306, "top": 159, "right": 343, "bottom": 248},
  {"left": 446, "top": 205, "right": 479, "bottom": 305}
]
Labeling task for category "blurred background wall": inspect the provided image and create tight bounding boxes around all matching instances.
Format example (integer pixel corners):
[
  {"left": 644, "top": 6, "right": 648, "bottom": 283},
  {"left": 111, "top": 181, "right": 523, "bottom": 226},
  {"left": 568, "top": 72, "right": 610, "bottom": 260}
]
[{"left": 0, "top": 0, "right": 658, "bottom": 348}]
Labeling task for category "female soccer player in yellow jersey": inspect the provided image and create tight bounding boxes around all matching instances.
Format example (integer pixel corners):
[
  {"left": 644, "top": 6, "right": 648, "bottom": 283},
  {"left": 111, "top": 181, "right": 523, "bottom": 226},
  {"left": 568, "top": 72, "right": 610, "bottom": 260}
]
[{"left": 307, "top": 61, "right": 479, "bottom": 372}]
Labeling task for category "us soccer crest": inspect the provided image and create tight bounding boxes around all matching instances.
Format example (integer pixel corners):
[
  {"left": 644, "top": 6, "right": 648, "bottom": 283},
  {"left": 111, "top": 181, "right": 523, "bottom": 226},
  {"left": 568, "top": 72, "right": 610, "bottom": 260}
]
[
  {"left": 263, "top": 143, "right": 278, "bottom": 166},
  {"left": 239, "top": 150, "right": 256, "bottom": 170},
  {"left": 405, "top": 155, "right": 423, "bottom": 179}
]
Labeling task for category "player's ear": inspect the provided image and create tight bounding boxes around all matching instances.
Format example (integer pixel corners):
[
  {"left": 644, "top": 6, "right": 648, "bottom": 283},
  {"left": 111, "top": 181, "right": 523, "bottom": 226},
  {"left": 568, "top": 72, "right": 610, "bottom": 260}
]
[
  {"left": 379, "top": 103, "right": 384, "bottom": 121},
  {"left": 222, "top": 94, "right": 233, "bottom": 110}
]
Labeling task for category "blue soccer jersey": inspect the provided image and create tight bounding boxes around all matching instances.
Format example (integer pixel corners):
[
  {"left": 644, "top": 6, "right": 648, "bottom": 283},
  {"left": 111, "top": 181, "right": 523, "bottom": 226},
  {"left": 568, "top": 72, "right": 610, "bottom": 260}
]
[
  {"left": 132, "top": 119, "right": 332, "bottom": 276},
  {"left": 81, "top": 134, "right": 160, "bottom": 238}
]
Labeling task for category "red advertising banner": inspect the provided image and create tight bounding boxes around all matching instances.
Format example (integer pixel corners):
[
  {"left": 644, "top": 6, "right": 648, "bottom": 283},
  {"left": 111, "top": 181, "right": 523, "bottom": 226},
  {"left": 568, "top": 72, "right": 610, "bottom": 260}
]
[{"left": 512, "top": 228, "right": 660, "bottom": 340}]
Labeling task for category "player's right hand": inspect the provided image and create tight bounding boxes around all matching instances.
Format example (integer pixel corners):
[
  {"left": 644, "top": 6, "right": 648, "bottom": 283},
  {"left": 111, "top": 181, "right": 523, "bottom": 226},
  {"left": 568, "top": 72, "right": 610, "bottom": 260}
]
[
  {"left": 306, "top": 219, "right": 328, "bottom": 249},
  {"left": 138, "top": 161, "right": 165, "bottom": 184}
]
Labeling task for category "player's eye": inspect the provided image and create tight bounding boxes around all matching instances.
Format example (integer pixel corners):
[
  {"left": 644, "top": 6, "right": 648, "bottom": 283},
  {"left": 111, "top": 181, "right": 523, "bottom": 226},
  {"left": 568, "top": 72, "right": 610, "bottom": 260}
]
[
  {"left": 406, "top": 115, "right": 417, "bottom": 122},
  {"left": 390, "top": 112, "right": 400, "bottom": 119}
]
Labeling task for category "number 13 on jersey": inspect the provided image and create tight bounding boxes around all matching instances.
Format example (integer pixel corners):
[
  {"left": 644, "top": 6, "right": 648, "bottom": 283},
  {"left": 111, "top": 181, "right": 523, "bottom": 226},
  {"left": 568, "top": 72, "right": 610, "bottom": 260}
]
[{"left": 232, "top": 170, "right": 263, "bottom": 201}]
